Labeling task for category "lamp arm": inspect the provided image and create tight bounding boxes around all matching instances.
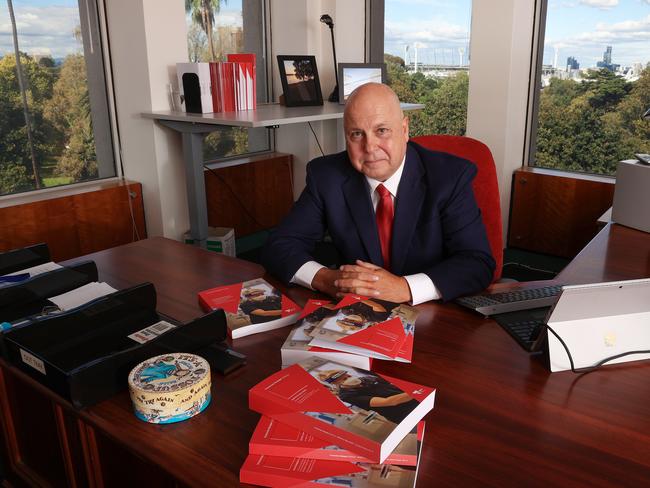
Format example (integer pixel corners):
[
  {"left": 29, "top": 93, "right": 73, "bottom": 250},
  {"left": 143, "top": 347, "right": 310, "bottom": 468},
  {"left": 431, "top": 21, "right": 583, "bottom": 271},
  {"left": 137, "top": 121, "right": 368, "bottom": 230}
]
[{"left": 329, "top": 25, "right": 339, "bottom": 86}]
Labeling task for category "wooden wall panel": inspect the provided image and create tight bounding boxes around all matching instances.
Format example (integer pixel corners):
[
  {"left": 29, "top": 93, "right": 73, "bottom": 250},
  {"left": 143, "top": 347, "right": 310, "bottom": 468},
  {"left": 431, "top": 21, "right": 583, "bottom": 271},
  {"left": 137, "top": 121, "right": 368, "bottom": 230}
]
[
  {"left": 508, "top": 168, "right": 615, "bottom": 258},
  {"left": 204, "top": 153, "right": 294, "bottom": 237},
  {"left": 0, "top": 180, "right": 146, "bottom": 262}
]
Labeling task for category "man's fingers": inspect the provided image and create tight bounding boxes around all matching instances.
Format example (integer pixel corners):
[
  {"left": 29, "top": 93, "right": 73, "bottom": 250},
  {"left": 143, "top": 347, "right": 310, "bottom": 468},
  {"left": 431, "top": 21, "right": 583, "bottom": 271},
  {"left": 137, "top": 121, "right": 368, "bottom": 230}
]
[
  {"left": 355, "top": 260, "right": 382, "bottom": 271},
  {"left": 335, "top": 276, "right": 378, "bottom": 290},
  {"left": 337, "top": 285, "right": 380, "bottom": 297},
  {"left": 338, "top": 271, "right": 379, "bottom": 282}
]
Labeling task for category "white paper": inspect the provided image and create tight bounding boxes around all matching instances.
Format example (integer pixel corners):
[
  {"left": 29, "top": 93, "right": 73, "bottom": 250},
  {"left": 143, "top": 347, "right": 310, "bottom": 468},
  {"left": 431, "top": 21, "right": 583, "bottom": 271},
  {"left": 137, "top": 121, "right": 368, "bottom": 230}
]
[
  {"left": 49, "top": 282, "right": 117, "bottom": 311},
  {"left": 6, "top": 261, "right": 62, "bottom": 277}
]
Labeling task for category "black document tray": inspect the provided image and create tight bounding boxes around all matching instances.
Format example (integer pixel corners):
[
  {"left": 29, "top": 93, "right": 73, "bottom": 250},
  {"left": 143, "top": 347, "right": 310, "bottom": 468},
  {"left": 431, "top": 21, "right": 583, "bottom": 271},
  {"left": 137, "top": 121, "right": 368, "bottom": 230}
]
[
  {"left": 0, "top": 243, "right": 50, "bottom": 275},
  {"left": 3, "top": 282, "right": 227, "bottom": 408},
  {"left": 0, "top": 261, "right": 98, "bottom": 324}
]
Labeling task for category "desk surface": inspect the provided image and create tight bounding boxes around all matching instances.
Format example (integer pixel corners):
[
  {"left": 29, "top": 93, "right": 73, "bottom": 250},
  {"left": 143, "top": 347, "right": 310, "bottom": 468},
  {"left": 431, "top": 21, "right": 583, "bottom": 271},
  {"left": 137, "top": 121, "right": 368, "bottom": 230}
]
[
  {"left": 62, "top": 223, "right": 650, "bottom": 487},
  {"left": 143, "top": 102, "right": 425, "bottom": 128}
]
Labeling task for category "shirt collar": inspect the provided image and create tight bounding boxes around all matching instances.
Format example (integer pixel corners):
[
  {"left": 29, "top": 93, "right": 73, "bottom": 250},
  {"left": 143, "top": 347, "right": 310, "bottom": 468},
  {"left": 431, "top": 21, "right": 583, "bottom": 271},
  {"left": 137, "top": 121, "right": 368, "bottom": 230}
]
[{"left": 364, "top": 154, "right": 406, "bottom": 198}]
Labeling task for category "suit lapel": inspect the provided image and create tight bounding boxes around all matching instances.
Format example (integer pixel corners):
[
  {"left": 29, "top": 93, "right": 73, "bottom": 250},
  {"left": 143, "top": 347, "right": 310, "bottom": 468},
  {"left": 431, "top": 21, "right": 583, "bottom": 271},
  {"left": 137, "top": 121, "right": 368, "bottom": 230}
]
[
  {"left": 343, "top": 172, "right": 383, "bottom": 266},
  {"left": 392, "top": 145, "right": 425, "bottom": 275}
]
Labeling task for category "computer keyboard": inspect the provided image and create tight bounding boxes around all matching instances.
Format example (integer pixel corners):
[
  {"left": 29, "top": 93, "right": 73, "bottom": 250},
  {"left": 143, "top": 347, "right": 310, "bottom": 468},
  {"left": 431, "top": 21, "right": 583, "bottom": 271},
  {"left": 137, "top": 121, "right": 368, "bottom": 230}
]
[
  {"left": 491, "top": 307, "right": 550, "bottom": 352},
  {"left": 455, "top": 284, "right": 563, "bottom": 316}
]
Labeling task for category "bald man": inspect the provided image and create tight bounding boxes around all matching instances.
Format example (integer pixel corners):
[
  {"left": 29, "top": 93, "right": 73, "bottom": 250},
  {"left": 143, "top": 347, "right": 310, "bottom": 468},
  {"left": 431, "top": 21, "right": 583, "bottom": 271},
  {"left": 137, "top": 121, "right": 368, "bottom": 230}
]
[{"left": 262, "top": 83, "right": 494, "bottom": 304}]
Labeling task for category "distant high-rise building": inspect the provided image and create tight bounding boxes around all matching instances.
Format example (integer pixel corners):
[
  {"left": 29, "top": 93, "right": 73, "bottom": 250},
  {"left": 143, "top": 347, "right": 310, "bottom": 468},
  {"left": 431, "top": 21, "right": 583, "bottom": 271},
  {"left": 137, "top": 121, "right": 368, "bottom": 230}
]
[
  {"left": 596, "top": 46, "right": 618, "bottom": 71},
  {"left": 566, "top": 56, "right": 579, "bottom": 71},
  {"left": 603, "top": 46, "right": 612, "bottom": 65}
]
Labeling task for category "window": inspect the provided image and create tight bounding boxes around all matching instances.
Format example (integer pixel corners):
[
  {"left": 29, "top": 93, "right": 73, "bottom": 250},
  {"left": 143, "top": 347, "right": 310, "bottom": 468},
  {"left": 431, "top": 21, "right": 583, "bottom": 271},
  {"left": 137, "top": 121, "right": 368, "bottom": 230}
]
[
  {"left": 369, "top": 0, "right": 473, "bottom": 137},
  {"left": 185, "top": 0, "right": 271, "bottom": 162},
  {"left": 0, "top": 0, "right": 115, "bottom": 197},
  {"left": 529, "top": 0, "right": 650, "bottom": 176}
]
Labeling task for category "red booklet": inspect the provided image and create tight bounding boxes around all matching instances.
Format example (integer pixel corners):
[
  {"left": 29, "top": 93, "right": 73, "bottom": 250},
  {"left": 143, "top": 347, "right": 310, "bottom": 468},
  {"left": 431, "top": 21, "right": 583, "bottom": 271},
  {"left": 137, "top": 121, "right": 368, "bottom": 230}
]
[
  {"left": 198, "top": 278, "right": 301, "bottom": 339},
  {"left": 249, "top": 357, "right": 435, "bottom": 463},
  {"left": 249, "top": 416, "right": 425, "bottom": 466},
  {"left": 240, "top": 454, "right": 421, "bottom": 487},
  {"left": 307, "top": 297, "right": 419, "bottom": 362},
  {"left": 227, "top": 53, "right": 256, "bottom": 109},
  {"left": 281, "top": 299, "right": 373, "bottom": 370},
  {"left": 209, "top": 62, "right": 221, "bottom": 113}
]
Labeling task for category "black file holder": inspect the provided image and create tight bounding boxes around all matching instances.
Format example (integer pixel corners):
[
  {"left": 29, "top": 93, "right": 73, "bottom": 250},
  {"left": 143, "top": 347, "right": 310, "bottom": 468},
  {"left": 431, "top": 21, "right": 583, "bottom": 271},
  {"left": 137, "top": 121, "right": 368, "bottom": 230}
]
[
  {"left": 3, "top": 282, "right": 228, "bottom": 408},
  {"left": 0, "top": 261, "right": 98, "bottom": 324},
  {"left": 0, "top": 243, "right": 50, "bottom": 276}
]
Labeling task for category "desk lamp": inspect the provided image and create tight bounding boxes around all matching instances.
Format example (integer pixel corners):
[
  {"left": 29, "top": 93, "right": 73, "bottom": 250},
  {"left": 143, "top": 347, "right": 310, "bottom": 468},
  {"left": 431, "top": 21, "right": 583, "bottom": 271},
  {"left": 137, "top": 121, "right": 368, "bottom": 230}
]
[{"left": 320, "top": 14, "right": 339, "bottom": 102}]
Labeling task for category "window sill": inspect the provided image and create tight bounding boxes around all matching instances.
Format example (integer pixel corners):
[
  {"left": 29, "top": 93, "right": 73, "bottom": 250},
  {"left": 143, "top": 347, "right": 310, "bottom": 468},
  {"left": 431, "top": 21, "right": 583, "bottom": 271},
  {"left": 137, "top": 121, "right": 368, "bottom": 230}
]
[
  {"left": 519, "top": 166, "right": 615, "bottom": 184},
  {"left": 0, "top": 177, "right": 135, "bottom": 209}
]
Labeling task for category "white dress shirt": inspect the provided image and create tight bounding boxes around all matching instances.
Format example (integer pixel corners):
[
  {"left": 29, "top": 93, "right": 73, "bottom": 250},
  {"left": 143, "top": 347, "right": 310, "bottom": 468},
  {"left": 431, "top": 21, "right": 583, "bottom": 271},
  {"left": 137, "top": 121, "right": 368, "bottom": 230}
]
[{"left": 291, "top": 156, "right": 441, "bottom": 305}]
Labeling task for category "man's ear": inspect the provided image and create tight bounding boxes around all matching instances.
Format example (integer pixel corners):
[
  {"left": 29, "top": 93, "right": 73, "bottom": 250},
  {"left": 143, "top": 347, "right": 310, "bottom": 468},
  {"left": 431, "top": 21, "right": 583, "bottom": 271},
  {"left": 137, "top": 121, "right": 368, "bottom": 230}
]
[{"left": 402, "top": 116, "right": 410, "bottom": 141}]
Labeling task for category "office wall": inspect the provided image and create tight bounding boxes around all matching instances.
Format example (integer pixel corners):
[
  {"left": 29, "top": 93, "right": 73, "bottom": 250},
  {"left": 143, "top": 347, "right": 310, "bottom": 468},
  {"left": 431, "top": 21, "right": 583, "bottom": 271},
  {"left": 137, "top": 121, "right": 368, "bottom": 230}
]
[
  {"left": 467, "top": 0, "right": 536, "bottom": 240},
  {"left": 105, "top": 0, "right": 189, "bottom": 239},
  {"left": 271, "top": 0, "right": 365, "bottom": 199}
]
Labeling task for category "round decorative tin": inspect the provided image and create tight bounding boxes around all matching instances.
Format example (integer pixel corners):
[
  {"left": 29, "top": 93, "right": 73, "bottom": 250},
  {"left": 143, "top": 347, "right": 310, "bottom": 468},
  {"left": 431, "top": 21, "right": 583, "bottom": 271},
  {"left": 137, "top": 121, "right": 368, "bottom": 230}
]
[{"left": 128, "top": 353, "right": 211, "bottom": 424}]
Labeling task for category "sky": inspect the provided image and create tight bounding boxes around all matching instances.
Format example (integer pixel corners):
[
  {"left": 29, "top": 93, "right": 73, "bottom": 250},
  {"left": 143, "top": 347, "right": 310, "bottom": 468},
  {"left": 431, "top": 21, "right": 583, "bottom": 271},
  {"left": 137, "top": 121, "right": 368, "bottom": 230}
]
[
  {"left": 2, "top": 0, "right": 649, "bottom": 69},
  {"left": 0, "top": 0, "right": 245, "bottom": 59},
  {"left": 544, "top": 0, "right": 650, "bottom": 67},
  {"left": 0, "top": 0, "right": 82, "bottom": 58},
  {"left": 384, "top": 0, "right": 650, "bottom": 68}
]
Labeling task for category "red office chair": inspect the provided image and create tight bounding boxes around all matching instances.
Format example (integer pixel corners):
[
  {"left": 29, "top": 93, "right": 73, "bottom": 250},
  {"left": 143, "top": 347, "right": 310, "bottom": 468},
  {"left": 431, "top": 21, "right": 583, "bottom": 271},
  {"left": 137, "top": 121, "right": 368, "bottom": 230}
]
[{"left": 410, "top": 135, "right": 503, "bottom": 282}]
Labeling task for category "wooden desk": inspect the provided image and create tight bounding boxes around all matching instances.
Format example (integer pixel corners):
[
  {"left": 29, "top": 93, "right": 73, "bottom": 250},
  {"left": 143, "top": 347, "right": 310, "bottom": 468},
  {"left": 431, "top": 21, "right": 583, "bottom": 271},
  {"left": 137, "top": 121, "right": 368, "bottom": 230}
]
[{"left": 1, "top": 223, "right": 650, "bottom": 486}]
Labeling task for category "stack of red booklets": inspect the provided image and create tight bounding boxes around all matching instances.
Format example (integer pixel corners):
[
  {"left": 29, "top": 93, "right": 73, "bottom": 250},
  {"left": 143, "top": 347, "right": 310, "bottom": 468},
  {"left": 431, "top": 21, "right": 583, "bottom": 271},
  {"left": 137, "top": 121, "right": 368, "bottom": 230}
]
[
  {"left": 240, "top": 357, "right": 435, "bottom": 487},
  {"left": 281, "top": 295, "right": 419, "bottom": 370},
  {"left": 209, "top": 53, "right": 256, "bottom": 112}
]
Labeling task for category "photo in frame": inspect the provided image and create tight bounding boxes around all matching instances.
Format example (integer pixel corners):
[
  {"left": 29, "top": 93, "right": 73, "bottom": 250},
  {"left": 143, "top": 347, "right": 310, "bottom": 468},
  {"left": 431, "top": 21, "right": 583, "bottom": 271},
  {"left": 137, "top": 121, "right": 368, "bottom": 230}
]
[
  {"left": 337, "top": 63, "right": 387, "bottom": 104},
  {"left": 277, "top": 55, "right": 323, "bottom": 107}
]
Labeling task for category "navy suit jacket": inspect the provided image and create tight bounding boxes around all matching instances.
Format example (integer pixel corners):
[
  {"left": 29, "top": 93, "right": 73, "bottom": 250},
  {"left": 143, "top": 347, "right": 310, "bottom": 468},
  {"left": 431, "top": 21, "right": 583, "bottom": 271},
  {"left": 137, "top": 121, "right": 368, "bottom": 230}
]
[{"left": 262, "top": 141, "right": 495, "bottom": 301}]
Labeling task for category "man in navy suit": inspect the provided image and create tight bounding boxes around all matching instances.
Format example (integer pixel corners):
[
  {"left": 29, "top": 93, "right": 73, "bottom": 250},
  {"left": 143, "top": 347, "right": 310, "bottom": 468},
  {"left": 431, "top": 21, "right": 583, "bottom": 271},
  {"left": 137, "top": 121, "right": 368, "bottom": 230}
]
[{"left": 262, "top": 83, "right": 494, "bottom": 304}]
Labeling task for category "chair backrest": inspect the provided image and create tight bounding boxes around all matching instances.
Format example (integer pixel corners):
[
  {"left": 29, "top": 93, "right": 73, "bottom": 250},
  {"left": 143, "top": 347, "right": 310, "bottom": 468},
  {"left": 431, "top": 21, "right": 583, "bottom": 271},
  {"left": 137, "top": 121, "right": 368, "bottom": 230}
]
[{"left": 410, "top": 134, "right": 503, "bottom": 282}]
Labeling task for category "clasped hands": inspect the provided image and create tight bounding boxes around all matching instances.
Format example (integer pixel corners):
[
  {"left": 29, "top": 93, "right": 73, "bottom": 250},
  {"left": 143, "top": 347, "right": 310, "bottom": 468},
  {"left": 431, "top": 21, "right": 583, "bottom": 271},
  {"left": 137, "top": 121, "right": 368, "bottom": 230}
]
[{"left": 312, "top": 260, "right": 412, "bottom": 303}]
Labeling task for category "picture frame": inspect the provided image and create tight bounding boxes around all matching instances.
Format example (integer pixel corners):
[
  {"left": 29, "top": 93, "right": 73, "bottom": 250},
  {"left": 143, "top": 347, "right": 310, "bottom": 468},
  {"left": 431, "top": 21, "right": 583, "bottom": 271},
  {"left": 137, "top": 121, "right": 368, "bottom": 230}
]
[
  {"left": 337, "top": 63, "right": 387, "bottom": 104},
  {"left": 277, "top": 55, "right": 324, "bottom": 107}
]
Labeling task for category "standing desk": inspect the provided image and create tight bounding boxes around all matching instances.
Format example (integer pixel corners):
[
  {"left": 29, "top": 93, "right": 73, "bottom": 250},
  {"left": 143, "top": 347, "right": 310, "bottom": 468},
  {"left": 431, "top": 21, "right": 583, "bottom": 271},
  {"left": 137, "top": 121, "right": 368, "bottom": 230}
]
[
  {"left": 1, "top": 222, "right": 649, "bottom": 486},
  {"left": 142, "top": 102, "right": 424, "bottom": 248}
]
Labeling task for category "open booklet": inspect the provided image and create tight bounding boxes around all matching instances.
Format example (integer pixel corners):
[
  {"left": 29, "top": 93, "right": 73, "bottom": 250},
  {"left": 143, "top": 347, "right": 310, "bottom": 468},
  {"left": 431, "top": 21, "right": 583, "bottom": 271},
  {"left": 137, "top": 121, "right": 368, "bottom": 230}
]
[
  {"left": 198, "top": 278, "right": 301, "bottom": 339},
  {"left": 282, "top": 298, "right": 373, "bottom": 370},
  {"left": 305, "top": 295, "right": 419, "bottom": 362}
]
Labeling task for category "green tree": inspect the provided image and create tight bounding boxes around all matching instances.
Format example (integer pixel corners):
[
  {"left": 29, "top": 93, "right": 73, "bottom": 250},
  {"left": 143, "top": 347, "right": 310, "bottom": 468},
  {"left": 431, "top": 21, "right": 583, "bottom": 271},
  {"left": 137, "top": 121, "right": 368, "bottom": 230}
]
[
  {"left": 185, "top": 0, "right": 226, "bottom": 61},
  {"left": 534, "top": 67, "right": 647, "bottom": 176},
  {"left": 0, "top": 53, "right": 57, "bottom": 193},
  {"left": 44, "top": 54, "right": 97, "bottom": 181},
  {"left": 384, "top": 53, "right": 467, "bottom": 137},
  {"left": 416, "top": 72, "right": 468, "bottom": 136},
  {"left": 0, "top": 162, "right": 31, "bottom": 194}
]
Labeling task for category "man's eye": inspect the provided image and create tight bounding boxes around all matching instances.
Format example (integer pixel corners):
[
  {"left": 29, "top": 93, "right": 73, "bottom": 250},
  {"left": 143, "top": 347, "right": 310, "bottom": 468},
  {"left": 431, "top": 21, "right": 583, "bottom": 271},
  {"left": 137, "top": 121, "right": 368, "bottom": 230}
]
[
  {"left": 349, "top": 131, "right": 362, "bottom": 139},
  {"left": 377, "top": 128, "right": 390, "bottom": 136}
]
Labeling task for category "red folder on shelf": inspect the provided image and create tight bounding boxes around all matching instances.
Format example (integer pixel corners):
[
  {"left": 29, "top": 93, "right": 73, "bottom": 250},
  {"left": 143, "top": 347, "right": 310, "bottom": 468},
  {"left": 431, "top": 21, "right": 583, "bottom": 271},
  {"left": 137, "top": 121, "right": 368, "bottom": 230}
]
[{"left": 227, "top": 53, "right": 256, "bottom": 109}]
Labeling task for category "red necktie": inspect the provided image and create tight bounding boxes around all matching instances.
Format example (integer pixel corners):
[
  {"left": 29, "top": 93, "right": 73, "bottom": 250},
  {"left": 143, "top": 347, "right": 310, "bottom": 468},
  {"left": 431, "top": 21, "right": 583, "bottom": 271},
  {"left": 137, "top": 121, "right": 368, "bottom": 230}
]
[{"left": 375, "top": 184, "right": 394, "bottom": 271}]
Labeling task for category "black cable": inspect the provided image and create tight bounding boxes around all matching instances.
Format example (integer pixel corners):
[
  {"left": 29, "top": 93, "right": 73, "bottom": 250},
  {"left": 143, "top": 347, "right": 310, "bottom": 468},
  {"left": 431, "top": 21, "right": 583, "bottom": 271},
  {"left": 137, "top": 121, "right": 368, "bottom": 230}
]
[
  {"left": 308, "top": 121, "right": 325, "bottom": 157},
  {"left": 544, "top": 323, "right": 650, "bottom": 374},
  {"left": 203, "top": 165, "right": 268, "bottom": 229}
]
